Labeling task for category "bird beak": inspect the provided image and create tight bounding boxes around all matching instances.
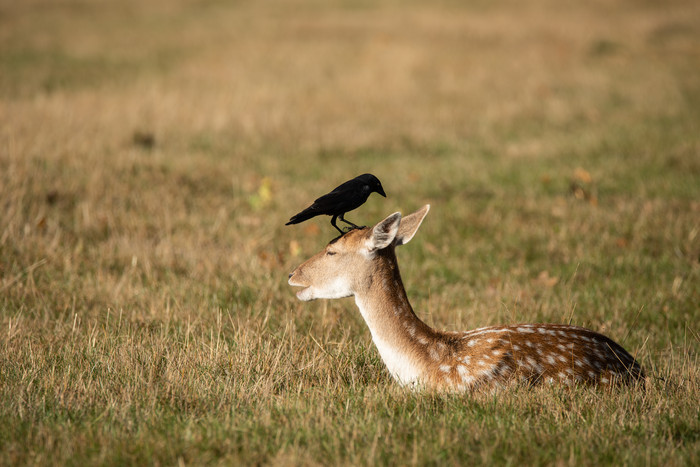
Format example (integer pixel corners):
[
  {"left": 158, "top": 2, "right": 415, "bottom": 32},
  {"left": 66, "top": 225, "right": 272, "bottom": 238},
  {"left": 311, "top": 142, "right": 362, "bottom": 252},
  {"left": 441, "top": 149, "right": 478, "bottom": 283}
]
[{"left": 377, "top": 186, "right": 386, "bottom": 197}]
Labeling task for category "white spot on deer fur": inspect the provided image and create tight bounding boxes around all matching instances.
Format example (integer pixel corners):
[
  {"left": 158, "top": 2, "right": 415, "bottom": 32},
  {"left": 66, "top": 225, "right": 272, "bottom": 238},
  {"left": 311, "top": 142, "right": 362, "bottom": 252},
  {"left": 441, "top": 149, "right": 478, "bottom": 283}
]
[
  {"left": 461, "top": 356, "right": 471, "bottom": 364},
  {"left": 565, "top": 368, "right": 574, "bottom": 375},
  {"left": 546, "top": 355, "right": 556, "bottom": 365},
  {"left": 486, "top": 338, "right": 494, "bottom": 344},
  {"left": 457, "top": 365, "right": 470, "bottom": 378},
  {"left": 588, "top": 371, "right": 596, "bottom": 378},
  {"left": 517, "top": 327, "right": 535, "bottom": 333},
  {"left": 601, "top": 377, "right": 609, "bottom": 384},
  {"left": 575, "top": 359, "right": 584, "bottom": 367},
  {"left": 481, "top": 367, "right": 496, "bottom": 380},
  {"left": 512, "top": 344, "right": 521, "bottom": 351},
  {"left": 467, "top": 339, "right": 480, "bottom": 347},
  {"left": 492, "top": 349, "right": 502, "bottom": 357},
  {"left": 526, "top": 341, "right": 535, "bottom": 348},
  {"left": 557, "top": 354, "right": 568, "bottom": 363},
  {"left": 429, "top": 347, "right": 440, "bottom": 361},
  {"left": 440, "top": 364, "right": 451, "bottom": 373},
  {"left": 527, "top": 357, "right": 543, "bottom": 374},
  {"left": 464, "top": 327, "right": 513, "bottom": 338}
]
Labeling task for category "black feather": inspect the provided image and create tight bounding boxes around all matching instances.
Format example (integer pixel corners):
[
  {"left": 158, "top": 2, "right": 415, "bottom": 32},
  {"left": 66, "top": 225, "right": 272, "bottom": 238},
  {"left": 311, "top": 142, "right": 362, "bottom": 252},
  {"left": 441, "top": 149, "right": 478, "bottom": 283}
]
[{"left": 286, "top": 174, "right": 386, "bottom": 233}]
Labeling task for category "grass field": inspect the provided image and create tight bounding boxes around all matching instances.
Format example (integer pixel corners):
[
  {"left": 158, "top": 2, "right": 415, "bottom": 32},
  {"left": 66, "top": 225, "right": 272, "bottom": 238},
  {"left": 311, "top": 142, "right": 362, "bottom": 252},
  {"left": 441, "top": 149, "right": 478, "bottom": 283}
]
[{"left": 1, "top": 0, "right": 699, "bottom": 464}]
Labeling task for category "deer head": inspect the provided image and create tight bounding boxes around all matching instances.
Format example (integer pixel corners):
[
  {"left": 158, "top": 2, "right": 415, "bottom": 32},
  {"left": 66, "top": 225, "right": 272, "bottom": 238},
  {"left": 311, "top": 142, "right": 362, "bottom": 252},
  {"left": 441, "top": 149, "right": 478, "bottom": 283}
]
[{"left": 288, "top": 205, "right": 430, "bottom": 301}]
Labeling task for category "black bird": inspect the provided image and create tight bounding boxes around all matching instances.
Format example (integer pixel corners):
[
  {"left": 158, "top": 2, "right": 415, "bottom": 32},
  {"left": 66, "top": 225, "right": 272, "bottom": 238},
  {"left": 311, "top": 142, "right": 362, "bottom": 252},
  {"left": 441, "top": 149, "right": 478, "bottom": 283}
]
[{"left": 286, "top": 173, "right": 386, "bottom": 234}]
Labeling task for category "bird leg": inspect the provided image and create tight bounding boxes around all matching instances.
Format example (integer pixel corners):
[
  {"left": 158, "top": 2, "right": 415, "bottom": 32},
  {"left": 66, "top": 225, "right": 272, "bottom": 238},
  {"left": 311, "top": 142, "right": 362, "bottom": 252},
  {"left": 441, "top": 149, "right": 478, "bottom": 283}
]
[
  {"left": 330, "top": 215, "right": 345, "bottom": 234},
  {"left": 338, "top": 214, "right": 363, "bottom": 230}
]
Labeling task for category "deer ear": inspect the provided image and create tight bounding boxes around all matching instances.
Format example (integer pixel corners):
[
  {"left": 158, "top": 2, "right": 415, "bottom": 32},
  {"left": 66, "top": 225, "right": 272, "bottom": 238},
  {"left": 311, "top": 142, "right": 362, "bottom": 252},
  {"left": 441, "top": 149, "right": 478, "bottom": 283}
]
[
  {"left": 395, "top": 204, "right": 430, "bottom": 246},
  {"left": 366, "top": 212, "right": 401, "bottom": 251}
]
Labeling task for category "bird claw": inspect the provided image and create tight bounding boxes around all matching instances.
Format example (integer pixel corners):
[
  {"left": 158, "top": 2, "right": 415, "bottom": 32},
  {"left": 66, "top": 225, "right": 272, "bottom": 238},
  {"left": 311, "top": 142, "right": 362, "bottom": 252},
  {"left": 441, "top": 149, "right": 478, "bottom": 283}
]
[{"left": 342, "top": 225, "right": 366, "bottom": 233}]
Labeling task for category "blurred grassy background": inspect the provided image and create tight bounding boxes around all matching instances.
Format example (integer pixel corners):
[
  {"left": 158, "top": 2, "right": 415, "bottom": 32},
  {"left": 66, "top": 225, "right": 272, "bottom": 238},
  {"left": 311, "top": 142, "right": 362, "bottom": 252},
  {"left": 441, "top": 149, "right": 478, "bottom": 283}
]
[{"left": 1, "top": 0, "right": 699, "bottom": 465}]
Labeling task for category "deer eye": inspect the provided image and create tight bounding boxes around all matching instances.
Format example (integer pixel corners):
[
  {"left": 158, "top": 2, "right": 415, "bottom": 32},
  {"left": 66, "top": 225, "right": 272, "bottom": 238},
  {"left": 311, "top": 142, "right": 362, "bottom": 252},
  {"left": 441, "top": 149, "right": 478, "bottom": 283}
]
[{"left": 326, "top": 250, "right": 337, "bottom": 256}]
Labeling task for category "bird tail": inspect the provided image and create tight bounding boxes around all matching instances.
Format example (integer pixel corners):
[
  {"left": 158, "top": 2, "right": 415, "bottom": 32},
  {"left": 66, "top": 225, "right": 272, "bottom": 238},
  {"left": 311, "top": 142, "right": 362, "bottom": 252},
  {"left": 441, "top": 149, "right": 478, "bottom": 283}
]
[{"left": 285, "top": 207, "right": 317, "bottom": 225}]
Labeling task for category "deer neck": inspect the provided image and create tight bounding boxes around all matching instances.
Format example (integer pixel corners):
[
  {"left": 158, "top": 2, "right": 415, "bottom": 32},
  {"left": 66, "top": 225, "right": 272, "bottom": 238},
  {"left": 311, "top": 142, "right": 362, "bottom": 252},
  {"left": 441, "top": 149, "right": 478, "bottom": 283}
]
[{"left": 352, "top": 249, "right": 439, "bottom": 386}]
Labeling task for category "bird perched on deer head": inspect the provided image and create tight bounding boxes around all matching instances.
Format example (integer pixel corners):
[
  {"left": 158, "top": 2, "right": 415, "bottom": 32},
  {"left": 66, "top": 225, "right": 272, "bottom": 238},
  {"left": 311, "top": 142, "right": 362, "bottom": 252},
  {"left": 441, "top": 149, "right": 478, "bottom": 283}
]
[{"left": 286, "top": 173, "right": 386, "bottom": 234}]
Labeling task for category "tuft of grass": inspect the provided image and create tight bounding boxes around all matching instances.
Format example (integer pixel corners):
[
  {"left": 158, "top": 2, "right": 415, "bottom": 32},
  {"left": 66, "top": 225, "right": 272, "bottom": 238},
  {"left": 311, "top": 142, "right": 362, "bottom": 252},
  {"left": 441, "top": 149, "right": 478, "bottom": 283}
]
[{"left": 1, "top": 0, "right": 699, "bottom": 465}]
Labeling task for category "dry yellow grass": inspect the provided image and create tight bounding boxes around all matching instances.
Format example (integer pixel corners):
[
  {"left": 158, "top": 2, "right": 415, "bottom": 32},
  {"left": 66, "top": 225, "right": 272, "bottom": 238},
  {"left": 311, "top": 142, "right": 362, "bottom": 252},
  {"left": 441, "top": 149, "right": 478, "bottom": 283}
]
[{"left": 1, "top": 0, "right": 699, "bottom": 465}]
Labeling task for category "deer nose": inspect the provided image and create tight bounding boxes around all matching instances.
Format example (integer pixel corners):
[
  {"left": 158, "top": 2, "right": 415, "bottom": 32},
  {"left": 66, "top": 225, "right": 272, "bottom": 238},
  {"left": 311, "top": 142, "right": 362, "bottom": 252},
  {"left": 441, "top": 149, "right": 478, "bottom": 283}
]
[{"left": 288, "top": 272, "right": 294, "bottom": 279}]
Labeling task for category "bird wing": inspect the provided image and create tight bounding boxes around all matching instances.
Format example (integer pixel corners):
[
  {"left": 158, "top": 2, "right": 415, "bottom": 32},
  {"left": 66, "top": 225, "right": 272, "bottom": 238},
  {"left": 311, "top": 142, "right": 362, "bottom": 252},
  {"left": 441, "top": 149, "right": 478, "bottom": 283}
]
[
  {"left": 286, "top": 175, "right": 374, "bottom": 226},
  {"left": 309, "top": 189, "right": 349, "bottom": 212},
  {"left": 316, "top": 177, "right": 368, "bottom": 203},
  {"left": 286, "top": 185, "right": 351, "bottom": 225}
]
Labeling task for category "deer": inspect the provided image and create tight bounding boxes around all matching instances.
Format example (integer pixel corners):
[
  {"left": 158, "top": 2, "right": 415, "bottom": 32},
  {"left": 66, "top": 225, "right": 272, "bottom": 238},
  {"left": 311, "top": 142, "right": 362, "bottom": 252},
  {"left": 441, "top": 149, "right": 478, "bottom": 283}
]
[{"left": 288, "top": 205, "right": 645, "bottom": 392}]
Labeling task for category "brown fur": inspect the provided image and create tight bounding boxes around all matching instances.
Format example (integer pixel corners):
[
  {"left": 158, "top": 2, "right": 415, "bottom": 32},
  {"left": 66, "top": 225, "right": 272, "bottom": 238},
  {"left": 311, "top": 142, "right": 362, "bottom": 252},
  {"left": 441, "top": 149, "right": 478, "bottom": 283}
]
[{"left": 289, "top": 206, "right": 644, "bottom": 391}]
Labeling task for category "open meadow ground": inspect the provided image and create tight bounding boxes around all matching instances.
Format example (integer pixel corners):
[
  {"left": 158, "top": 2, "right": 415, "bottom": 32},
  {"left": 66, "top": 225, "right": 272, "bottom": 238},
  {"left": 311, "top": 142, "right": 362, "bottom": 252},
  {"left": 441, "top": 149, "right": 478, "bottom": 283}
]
[{"left": 1, "top": 0, "right": 699, "bottom": 464}]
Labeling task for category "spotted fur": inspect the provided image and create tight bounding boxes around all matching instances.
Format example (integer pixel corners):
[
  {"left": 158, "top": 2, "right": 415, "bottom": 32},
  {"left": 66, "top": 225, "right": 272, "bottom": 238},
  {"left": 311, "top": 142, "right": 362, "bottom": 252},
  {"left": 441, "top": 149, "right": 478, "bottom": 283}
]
[{"left": 289, "top": 205, "right": 645, "bottom": 391}]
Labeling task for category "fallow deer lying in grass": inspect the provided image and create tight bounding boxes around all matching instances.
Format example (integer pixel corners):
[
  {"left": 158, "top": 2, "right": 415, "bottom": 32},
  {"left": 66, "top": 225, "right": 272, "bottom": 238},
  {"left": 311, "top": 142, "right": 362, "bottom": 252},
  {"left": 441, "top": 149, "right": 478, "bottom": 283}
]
[{"left": 288, "top": 205, "right": 644, "bottom": 391}]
